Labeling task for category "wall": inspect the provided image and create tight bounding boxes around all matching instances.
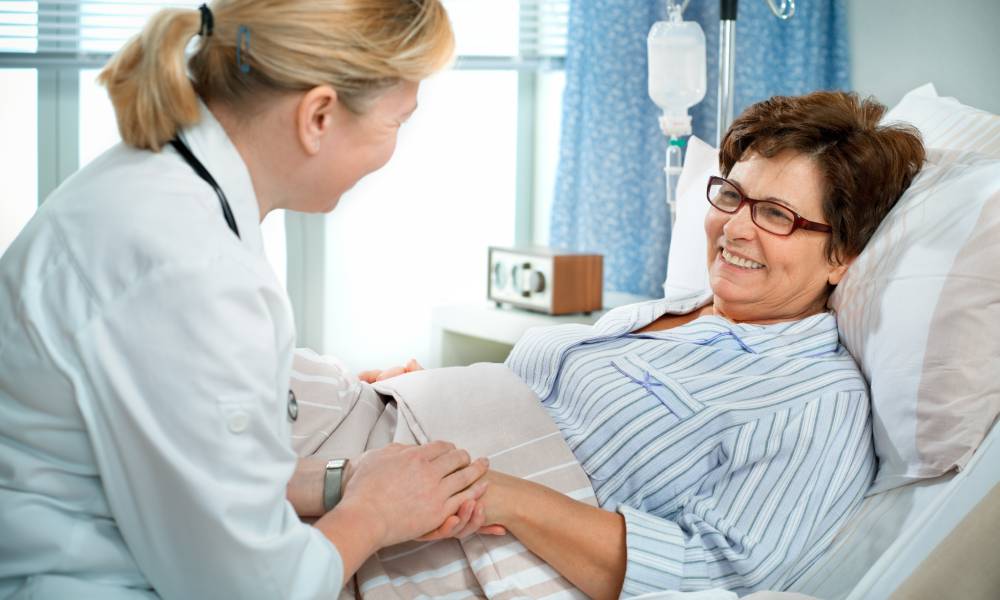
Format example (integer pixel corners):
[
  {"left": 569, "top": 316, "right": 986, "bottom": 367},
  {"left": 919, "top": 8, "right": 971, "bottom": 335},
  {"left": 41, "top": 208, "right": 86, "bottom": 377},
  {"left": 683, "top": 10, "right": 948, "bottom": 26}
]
[{"left": 848, "top": 0, "right": 1000, "bottom": 114}]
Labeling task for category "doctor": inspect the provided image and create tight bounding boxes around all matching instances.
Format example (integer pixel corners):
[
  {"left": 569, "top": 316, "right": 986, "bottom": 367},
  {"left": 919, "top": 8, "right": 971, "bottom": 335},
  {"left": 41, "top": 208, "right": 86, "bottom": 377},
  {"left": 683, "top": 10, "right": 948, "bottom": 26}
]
[{"left": 0, "top": 1, "right": 489, "bottom": 598}]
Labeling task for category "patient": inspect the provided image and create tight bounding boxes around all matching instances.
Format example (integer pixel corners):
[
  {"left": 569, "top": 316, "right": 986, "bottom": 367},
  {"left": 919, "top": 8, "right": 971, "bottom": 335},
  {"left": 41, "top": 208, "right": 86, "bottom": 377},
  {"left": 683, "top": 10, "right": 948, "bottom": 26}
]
[{"left": 363, "top": 91, "right": 926, "bottom": 598}]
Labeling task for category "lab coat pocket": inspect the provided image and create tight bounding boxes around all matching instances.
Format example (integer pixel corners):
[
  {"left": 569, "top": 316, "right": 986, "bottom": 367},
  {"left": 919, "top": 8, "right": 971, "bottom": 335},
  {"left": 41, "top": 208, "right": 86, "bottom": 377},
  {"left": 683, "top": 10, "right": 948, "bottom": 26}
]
[{"left": 611, "top": 353, "right": 706, "bottom": 419}]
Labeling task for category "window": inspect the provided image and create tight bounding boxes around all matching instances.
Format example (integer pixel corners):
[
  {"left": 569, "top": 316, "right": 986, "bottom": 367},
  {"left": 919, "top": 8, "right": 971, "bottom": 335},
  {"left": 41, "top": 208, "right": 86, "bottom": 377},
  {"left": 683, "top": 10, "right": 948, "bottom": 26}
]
[
  {"left": 322, "top": 70, "right": 521, "bottom": 368},
  {"left": 0, "top": 68, "right": 37, "bottom": 257},
  {"left": 319, "top": 0, "right": 567, "bottom": 367},
  {"left": 78, "top": 68, "right": 116, "bottom": 166}
]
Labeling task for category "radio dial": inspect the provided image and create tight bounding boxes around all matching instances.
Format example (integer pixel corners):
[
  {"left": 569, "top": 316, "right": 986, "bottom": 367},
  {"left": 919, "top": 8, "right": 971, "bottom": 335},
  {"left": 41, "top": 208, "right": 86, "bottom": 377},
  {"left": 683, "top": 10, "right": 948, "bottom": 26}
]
[
  {"left": 493, "top": 262, "right": 508, "bottom": 289},
  {"left": 528, "top": 271, "right": 546, "bottom": 293}
]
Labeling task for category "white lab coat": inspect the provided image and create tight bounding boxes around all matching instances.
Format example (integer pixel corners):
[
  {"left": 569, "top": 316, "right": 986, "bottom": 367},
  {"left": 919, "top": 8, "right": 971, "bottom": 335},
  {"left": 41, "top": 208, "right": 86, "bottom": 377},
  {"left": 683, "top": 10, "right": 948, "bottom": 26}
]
[{"left": 0, "top": 105, "right": 344, "bottom": 598}]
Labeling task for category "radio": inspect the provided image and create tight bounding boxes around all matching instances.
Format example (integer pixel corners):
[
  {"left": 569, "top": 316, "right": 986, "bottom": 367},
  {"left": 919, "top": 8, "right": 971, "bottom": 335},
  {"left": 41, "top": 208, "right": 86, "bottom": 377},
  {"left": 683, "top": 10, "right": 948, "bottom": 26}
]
[{"left": 487, "top": 246, "right": 603, "bottom": 315}]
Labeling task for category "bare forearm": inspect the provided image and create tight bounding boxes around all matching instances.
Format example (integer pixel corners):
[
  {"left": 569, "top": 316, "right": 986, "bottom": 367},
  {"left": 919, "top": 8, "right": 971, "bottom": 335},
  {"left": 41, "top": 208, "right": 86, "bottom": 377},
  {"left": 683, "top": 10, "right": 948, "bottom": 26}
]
[
  {"left": 498, "top": 477, "right": 627, "bottom": 600},
  {"left": 286, "top": 457, "right": 327, "bottom": 517}
]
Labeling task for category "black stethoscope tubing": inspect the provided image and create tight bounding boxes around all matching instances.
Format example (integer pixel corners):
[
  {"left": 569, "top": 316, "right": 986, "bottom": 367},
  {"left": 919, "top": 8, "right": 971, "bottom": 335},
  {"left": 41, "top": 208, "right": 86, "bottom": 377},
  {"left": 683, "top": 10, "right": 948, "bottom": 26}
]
[
  {"left": 169, "top": 136, "right": 301, "bottom": 420},
  {"left": 170, "top": 136, "right": 241, "bottom": 239}
]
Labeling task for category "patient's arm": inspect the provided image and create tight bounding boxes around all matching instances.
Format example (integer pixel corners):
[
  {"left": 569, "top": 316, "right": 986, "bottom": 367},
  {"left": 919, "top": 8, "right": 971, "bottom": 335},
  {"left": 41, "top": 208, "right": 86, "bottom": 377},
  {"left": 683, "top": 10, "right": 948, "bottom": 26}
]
[{"left": 480, "top": 470, "right": 627, "bottom": 600}]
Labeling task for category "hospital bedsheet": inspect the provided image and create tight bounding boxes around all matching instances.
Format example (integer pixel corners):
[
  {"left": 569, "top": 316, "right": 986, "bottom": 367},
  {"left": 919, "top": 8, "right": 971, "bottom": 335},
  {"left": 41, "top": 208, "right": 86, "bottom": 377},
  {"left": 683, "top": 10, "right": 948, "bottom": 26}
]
[{"left": 288, "top": 349, "right": 595, "bottom": 599}]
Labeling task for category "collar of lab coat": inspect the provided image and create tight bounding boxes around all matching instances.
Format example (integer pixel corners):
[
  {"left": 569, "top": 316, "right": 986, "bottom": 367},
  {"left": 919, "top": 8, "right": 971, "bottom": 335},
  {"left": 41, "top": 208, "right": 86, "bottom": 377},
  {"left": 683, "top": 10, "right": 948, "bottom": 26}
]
[{"left": 175, "top": 100, "right": 265, "bottom": 258}]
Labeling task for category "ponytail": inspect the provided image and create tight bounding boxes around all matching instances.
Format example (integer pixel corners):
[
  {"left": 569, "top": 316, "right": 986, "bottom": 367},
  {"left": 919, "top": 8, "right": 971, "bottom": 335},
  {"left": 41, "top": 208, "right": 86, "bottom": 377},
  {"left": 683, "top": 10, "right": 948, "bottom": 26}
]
[
  {"left": 97, "top": 9, "right": 204, "bottom": 151},
  {"left": 98, "top": 1, "right": 454, "bottom": 152}
]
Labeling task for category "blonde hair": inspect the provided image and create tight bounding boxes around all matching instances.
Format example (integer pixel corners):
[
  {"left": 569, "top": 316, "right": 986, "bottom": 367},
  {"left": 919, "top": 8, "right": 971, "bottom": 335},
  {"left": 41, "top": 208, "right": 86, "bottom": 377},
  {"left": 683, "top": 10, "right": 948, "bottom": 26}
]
[{"left": 98, "top": 0, "right": 454, "bottom": 151}]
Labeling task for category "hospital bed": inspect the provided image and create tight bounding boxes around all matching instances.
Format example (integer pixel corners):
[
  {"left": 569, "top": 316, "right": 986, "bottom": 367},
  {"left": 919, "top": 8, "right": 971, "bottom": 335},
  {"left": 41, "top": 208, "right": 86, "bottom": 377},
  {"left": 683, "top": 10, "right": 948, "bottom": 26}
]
[
  {"left": 649, "top": 83, "right": 1000, "bottom": 600},
  {"left": 780, "top": 416, "right": 1000, "bottom": 600}
]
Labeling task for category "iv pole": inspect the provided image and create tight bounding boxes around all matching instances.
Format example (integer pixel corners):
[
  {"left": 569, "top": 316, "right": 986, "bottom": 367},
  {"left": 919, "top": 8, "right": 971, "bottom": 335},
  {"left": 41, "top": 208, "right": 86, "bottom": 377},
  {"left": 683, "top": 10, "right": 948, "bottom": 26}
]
[
  {"left": 716, "top": 0, "right": 737, "bottom": 147},
  {"left": 715, "top": 0, "right": 796, "bottom": 146}
]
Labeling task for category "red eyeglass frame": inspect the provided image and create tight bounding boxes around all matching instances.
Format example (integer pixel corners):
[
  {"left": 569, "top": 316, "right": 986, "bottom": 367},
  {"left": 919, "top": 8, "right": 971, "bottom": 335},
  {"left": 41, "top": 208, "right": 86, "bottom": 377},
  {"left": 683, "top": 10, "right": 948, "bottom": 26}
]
[{"left": 706, "top": 175, "right": 832, "bottom": 236}]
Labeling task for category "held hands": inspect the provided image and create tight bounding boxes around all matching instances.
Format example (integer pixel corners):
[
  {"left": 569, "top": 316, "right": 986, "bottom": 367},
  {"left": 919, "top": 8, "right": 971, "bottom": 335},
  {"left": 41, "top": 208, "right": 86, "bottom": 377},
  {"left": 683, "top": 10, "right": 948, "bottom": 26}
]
[
  {"left": 419, "top": 470, "right": 513, "bottom": 539},
  {"left": 352, "top": 359, "right": 510, "bottom": 541},
  {"left": 358, "top": 358, "right": 423, "bottom": 383},
  {"left": 337, "top": 441, "right": 489, "bottom": 548}
]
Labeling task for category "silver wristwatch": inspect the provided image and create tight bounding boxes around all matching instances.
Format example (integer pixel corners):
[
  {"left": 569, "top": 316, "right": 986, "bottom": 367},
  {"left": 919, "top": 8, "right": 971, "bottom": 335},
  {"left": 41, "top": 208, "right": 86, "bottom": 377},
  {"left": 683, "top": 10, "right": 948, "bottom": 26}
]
[{"left": 323, "top": 458, "right": 348, "bottom": 512}]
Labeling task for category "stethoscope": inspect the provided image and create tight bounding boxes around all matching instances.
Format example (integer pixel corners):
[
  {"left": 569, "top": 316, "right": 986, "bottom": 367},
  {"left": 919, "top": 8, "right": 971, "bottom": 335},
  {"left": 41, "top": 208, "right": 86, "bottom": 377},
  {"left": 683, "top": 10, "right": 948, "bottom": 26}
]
[
  {"left": 170, "top": 135, "right": 241, "bottom": 239},
  {"left": 169, "top": 134, "right": 301, "bottom": 422}
]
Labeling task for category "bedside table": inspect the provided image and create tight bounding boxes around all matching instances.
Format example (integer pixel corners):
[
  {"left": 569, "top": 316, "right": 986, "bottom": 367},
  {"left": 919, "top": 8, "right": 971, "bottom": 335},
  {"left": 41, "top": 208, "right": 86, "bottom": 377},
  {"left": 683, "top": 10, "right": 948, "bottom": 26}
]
[{"left": 428, "top": 291, "right": 653, "bottom": 367}]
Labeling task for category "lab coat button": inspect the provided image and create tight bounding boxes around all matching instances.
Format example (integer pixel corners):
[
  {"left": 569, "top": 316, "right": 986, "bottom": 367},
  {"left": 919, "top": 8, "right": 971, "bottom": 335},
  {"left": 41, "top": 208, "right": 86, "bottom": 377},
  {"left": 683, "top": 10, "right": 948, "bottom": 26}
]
[
  {"left": 287, "top": 390, "right": 299, "bottom": 422},
  {"left": 228, "top": 411, "right": 250, "bottom": 433}
]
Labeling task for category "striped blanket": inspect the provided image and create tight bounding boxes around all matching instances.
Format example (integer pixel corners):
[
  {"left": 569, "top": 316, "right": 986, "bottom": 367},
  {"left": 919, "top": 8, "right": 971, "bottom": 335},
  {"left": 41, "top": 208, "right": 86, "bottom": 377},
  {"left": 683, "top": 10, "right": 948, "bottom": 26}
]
[{"left": 289, "top": 349, "right": 596, "bottom": 599}]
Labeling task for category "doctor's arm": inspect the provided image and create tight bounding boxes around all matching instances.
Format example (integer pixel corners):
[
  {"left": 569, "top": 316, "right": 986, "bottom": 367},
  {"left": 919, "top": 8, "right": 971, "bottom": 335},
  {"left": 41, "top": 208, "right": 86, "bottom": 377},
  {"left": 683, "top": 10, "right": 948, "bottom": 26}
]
[
  {"left": 76, "top": 259, "right": 487, "bottom": 598},
  {"left": 315, "top": 441, "right": 490, "bottom": 577}
]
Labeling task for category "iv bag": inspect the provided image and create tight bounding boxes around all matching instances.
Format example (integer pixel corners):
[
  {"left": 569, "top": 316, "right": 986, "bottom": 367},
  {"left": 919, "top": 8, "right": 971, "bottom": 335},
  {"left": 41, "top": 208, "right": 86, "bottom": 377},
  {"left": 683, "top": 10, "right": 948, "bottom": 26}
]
[{"left": 648, "top": 8, "right": 707, "bottom": 137}]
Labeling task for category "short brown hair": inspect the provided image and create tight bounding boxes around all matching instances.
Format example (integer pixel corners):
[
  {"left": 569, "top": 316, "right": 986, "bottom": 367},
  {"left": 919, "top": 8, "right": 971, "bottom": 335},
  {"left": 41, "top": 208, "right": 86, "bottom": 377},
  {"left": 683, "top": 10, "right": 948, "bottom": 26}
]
[{"left": 719, "top": 91, "right": 925, "bottom": 263}]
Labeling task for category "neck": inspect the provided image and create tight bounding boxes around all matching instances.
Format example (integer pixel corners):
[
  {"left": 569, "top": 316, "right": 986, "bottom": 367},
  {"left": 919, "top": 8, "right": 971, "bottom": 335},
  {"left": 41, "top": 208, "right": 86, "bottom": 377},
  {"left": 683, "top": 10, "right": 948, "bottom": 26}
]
[
  {"left": 710, "top": 296, "right": 828, "bottom": 325},
  {"left": 206, "top": 99, "right": 288, "bottom": 222}
]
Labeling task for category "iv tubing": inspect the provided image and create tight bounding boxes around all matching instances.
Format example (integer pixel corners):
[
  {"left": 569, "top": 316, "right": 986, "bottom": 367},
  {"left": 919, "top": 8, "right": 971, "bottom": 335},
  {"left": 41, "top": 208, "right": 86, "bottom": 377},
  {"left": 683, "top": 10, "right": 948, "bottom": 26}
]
[{"left": 665, "top": 137, "right": 685, "bottom": 228}]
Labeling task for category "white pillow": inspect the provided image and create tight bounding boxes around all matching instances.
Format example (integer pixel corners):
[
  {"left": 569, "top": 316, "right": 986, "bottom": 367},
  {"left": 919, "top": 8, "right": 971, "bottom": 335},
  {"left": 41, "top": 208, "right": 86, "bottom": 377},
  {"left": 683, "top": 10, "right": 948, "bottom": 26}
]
[
  {"left": 662, "top": 135, "right": 715, "bottom": 299},
  {"left": 831, "top": 149, "right": 1000, "bottom": 492},
  {"left": 884, "top": 83, "right": 1000, "bottom": 158},
  {"left": 833, "top": 84, "right": 1000, "bottom": 491}
]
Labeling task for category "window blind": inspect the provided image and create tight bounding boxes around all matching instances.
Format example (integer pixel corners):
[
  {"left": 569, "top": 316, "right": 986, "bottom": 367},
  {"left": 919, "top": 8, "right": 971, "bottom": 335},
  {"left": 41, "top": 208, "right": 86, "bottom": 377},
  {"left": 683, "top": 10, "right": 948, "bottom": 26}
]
[
  {"left": 0, "top": 0, "right": 568, "bottom": 70},
  {"left": 518, "top": 0, "right": 568, "bottom": 60}
]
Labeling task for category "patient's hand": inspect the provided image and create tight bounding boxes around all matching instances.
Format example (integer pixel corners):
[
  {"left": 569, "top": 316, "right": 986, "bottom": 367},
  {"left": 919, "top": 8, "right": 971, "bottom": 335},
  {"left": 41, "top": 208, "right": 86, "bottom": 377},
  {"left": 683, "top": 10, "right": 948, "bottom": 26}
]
[
  {"left": 415, "top": 476, "right": 508, "bottom": 540},
  {"left": 474, "top": 470, "right": 514, "bottom": 536},
  {"left": 358, "top": 358, "right": 423, "bottom": 383}
]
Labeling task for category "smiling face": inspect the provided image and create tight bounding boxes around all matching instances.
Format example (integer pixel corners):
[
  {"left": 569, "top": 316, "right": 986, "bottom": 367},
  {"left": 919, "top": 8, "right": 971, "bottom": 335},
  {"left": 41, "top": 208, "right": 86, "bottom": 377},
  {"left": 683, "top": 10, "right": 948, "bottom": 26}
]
[{"left": 705, "top": 150, "right": 849, "bottom": 324}]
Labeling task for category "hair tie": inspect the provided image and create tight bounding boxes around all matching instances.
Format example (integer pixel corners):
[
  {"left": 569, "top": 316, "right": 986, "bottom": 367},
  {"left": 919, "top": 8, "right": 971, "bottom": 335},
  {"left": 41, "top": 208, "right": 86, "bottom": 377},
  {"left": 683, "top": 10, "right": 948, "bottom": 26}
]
[{"left": 198, "top": 4, "right": 214, "bottom": 37}]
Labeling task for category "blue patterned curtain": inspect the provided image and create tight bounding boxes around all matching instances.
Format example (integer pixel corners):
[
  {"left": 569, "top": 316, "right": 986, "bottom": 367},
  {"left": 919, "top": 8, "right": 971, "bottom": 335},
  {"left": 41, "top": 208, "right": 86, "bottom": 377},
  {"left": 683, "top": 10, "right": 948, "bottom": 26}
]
[{"left": 550, "top": 0, "right": 849, "bottom": 297}]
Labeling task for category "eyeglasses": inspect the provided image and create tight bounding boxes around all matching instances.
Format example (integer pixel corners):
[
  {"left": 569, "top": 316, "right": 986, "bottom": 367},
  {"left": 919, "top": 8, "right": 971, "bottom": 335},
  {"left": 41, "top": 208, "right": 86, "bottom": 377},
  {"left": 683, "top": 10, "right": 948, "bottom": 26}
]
[{"left": 706, "top": 176, "right": 832, "bottom": 236}]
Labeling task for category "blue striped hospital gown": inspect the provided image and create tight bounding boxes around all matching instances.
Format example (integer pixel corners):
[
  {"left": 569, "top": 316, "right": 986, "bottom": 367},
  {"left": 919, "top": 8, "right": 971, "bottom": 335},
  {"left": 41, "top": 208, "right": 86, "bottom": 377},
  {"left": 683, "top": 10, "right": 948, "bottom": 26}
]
[{"left": 505, "top": 292, "right": 875, "bottom": 596}]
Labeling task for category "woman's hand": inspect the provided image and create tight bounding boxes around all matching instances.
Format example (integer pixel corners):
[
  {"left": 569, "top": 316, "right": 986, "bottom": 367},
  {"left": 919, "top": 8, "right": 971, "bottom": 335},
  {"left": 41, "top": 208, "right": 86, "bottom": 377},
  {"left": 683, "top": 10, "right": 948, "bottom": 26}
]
[
  {"left": 417, "top": 470, "right": 513, "bottom": 540},
  {"left": 333, "top": 441, "right": 489, "bottom": 548},
  {"left": 416, "top": 498, "right": 490, "bottom": 541},
  {"left": 358, "top": 358, "right": 423, "bottom": 383},
  {"left": 472, "top": 470, "right": 519, "bottom": 536}
]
